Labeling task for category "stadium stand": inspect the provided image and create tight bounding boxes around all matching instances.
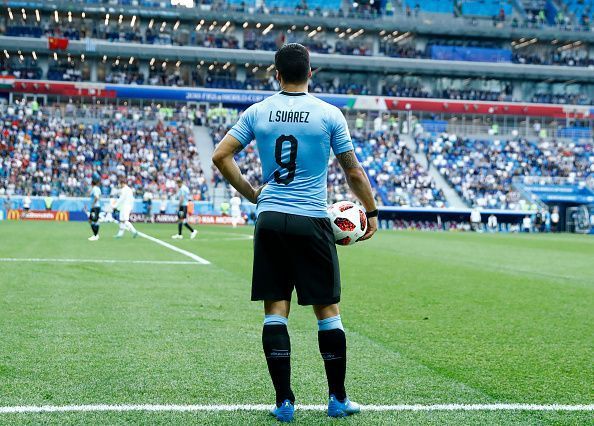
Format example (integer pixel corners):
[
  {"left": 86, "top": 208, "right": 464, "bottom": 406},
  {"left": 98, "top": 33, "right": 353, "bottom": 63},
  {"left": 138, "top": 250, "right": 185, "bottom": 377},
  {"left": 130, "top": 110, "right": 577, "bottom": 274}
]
[
  {"left": 35, "top": 0, "right": 594, "bottom": 33},
  {"left": 0, "top": 1, "right": 592, "bottom": 213},
  {"left": 559, "top": 0, "right": 594, "bottom": 25},
  {"left": 426, "top": 134, "right": 594, "bottom": 209},
  {"left": 2, "top": 10, "right": 592, "bottom": 70},
  {"left": 352, "top": 130, "right": 447, "bottom": 207},
  {"left": 0, "top": 103, "right": 208, "bottom": 201}
]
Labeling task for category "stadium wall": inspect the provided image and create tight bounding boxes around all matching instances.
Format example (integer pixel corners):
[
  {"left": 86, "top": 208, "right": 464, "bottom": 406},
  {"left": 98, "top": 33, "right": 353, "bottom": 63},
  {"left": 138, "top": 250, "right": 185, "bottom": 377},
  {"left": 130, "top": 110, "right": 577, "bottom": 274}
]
[
  {"left": 2, "top": 197, "right": 591, "bottom": 233},
  {"left": 0, "top": 196, "right": 214, "bottom": 219}
]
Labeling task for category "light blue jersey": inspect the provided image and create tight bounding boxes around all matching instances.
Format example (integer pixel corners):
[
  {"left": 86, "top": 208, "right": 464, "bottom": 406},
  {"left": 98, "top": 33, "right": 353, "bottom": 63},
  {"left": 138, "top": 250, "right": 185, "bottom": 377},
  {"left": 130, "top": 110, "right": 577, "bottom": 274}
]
[
  {"left": 90, "top": 186, "right": 101, "bottom": 207},
  {"left": 177, "top": 184, "right": 190, "bottom": 207},
  {"left": 228, "top": 91, "right": 353, "bottom": 217}
]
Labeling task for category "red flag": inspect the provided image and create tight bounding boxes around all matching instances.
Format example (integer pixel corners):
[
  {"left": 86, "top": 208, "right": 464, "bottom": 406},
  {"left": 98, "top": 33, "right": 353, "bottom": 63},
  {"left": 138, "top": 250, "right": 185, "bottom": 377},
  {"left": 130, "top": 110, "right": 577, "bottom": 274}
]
[{"left": 48, "top": 37, "right": 69, "bottom": 50}]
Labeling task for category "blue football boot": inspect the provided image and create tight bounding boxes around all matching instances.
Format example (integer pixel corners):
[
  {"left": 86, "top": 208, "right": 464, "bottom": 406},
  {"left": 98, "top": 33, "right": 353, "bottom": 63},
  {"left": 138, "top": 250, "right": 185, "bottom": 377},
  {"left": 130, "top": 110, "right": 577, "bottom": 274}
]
[
  {"left": 269, "top": 399, "right": 295, "bottom": 422},
  {"left": 327, "top": 394, "right": 361, "bottom": 418}
]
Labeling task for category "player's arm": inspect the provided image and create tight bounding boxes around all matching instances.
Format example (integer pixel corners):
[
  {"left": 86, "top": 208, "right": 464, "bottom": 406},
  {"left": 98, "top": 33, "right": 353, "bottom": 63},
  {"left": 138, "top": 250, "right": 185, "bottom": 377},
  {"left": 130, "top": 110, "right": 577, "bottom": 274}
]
[
  {"left": 336, "top": 150, "right": 378, "bottom": 241},
  {"left": 212, "top": 134, "right": 262, "bottom": 204}
]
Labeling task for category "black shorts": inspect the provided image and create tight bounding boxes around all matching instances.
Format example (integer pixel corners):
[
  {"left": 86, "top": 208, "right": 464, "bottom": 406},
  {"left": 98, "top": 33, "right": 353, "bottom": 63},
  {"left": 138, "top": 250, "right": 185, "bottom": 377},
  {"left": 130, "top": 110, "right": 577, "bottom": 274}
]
[
  {"left": 89, "top": 207, "right": 100, "bottom": 222},
  {"left": 252, "top": 211, "right": 340, "bottom": 306},
  {"left": 178, "top": 206, "right": 188, "bottom": 220}
]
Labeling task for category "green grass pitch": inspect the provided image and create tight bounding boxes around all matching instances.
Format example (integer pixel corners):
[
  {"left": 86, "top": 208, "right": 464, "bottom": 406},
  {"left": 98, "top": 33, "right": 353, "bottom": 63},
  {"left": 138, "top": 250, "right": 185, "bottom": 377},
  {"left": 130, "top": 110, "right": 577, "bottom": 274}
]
[{"left": 0, "top": 221, "right": 592, "bottom": 425}]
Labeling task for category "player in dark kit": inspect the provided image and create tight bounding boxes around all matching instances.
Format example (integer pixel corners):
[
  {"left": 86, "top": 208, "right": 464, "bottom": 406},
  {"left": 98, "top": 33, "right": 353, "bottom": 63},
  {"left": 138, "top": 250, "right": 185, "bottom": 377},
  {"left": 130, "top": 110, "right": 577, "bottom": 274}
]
[
  {"left": 212, "top": 43, "right": 378, "bottom": 422},
  {"left": 88, "top": 176, "right": 102, "bottom": 241}
]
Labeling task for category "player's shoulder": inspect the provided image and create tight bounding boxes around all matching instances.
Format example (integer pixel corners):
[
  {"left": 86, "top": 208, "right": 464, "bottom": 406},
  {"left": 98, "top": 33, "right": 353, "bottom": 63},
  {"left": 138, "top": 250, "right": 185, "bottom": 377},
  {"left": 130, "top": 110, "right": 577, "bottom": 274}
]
[
  {"left": 307, "top": 94, "right": 342, "bottom": 118},
  {"left": 245, "top": 94, "right": 276, "bottom": 113}
]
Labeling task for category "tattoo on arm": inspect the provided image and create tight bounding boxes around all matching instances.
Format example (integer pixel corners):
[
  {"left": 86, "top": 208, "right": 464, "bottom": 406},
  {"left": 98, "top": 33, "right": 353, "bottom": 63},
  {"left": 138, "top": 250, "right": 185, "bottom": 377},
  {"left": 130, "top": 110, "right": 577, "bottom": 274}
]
[
  {"left": 336, "top": 150, "right": 361, "bottom": 170},
  {"left": 233, "top": 145, "right": 244, "bottom": 155}
]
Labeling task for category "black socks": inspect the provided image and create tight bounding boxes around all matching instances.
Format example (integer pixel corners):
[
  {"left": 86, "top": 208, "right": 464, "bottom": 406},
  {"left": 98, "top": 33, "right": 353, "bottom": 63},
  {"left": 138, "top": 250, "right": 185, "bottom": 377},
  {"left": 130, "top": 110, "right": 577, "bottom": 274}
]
[
  {"left": 318, "top": 328, "right": 347, "bottom": 401},
  {"left": 178, "top": 223, "right": 194, "bottom": 235},
  {"left": 262, "top": 324, "right": 295, "bottom": 406},
  {"left": 91, "top": 224, "right": 99, "bottom": 236}
]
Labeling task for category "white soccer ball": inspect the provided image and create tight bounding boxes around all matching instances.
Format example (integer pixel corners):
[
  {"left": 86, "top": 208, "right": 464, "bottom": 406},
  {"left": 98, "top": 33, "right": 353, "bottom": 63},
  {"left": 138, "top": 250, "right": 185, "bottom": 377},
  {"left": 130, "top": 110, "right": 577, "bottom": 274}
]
[{"left": 327, "top": 201, "right": 368, "bottom": 246}]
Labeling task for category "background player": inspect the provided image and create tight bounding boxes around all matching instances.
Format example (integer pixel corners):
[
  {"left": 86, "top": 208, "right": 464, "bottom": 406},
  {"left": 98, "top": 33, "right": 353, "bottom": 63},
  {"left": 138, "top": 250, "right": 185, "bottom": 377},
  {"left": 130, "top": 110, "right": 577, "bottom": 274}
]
[
  {"left": 114, "top": 177, "right": 138, "bottom": 239},
  {"left": 172, "top": 178, "right": 197, "bottom": 240},
  {"left": 230, "top": 192, "right": 242, "bottom": 228},
  {"left": 88, "top": 176, "right": 102, "bottom": 241},
  {"left": 143, "top": 187, "right": 153, "bottom": 223},
  {"left": 212, "top": 43, "right": 378, "bottom": 422}
]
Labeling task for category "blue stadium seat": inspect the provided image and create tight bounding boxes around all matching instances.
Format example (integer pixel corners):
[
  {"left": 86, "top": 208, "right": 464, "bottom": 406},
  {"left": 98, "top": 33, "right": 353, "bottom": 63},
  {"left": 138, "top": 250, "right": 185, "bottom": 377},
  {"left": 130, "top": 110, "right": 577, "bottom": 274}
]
[
  {"left": 227, "top": 0, "right": 257, "bottom": 6},
  {"left": 461, "top": 1, "right": 512, "bottom": 17},
  {"left": 264, "top": 0, "right": 340, "bottom": 11},
  {"left": 559, "top": 0, "right": 594, "bottom": 21}
]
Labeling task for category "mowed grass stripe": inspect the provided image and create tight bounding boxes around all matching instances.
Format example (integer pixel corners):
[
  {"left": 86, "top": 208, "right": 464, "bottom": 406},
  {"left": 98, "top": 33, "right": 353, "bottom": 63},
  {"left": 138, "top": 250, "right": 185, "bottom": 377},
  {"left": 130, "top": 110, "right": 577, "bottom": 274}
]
[{"left": 359, "top": 233, "right": 594, "bottom": 287}]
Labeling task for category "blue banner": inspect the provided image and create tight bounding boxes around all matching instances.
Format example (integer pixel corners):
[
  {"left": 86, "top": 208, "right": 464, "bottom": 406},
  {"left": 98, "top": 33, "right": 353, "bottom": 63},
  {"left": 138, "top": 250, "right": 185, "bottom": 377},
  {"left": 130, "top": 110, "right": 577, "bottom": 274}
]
[
  {"left": 429, "top": 45, "right": 512, "bottom": 63},
  {"left": 106, "top": 85, "right": 356, "bottom": 108},
  {"left": 523, "top": 184, "right": 594, "bottom": 204}
]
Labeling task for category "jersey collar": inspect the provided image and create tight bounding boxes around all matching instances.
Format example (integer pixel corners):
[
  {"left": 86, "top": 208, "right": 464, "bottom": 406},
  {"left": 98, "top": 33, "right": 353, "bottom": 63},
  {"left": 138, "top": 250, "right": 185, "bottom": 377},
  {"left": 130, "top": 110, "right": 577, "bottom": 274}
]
[{"left": 279, "top": 91, "right": 307, "bottom": 96}]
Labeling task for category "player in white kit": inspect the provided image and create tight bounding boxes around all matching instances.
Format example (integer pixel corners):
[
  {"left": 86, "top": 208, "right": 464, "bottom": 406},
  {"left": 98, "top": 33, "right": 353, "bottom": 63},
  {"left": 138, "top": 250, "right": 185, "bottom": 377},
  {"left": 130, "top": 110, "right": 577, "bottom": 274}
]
[
  {"left": 115, "top": 177, "right": 139, "bottom": 238},
  {"left": 230, "top": 193, "right": 242, "bottom": 228}
]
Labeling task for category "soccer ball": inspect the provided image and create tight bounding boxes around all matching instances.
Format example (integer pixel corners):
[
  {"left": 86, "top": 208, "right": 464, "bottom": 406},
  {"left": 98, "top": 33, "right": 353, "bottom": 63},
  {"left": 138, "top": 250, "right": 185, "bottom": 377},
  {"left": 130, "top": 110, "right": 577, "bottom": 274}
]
[{"left": 327, "top": 201, "right": 368, "bottom": 246}]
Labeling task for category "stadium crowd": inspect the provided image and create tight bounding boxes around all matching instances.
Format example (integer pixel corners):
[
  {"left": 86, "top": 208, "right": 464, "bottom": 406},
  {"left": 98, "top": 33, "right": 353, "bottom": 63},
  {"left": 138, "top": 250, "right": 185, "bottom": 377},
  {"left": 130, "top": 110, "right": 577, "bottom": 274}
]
[
  {"left": 2, "top": 101, "right": 592, "bottom": 214},
  {"left": 426, "top": 133, "right": 594, "bottom": 209},
  {"left": 352, "top": 129, "right": 447, "bottom": 207},
  {"left": 0, "top": 102, "right": 209, "bottom": 203},
  {"left": 26, "top": 0, "right": 594, "bottom": 31}
]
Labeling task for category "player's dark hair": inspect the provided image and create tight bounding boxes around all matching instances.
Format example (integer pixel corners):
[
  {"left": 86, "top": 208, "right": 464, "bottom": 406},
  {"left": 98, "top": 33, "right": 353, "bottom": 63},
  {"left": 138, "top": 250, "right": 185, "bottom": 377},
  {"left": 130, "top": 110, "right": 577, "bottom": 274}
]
[{"left": 275, "top": 43, "right": 310, "bottom": 84}]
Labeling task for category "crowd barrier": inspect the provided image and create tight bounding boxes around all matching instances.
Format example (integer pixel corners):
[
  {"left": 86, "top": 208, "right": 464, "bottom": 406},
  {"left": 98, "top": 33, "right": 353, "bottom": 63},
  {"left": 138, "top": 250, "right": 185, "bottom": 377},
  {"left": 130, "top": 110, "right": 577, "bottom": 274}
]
[
  {"left": 2, "top": 209, "right": 70, "bottom": 221},
  {"left": 2, "top": 197, "right": 591, "bottom": 233}
]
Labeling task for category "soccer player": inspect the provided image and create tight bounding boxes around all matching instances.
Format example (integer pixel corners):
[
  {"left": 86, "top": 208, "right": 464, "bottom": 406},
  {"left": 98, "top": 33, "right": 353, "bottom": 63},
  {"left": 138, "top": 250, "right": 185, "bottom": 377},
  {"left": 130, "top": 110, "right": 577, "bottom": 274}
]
[
  {"left": 88, "top": 176, "right": 102, "bottom": 241},
  {"left": 212, "top": 43, "right": 378, "bottom": 422},
  {"left": 143, "top": 187, "right": 153, "bottom": 223},
  {"left": 230, "top": 192, "right": 242, "bottom": 228},
  {"left": 23, "top": 192, "right": 31, "bottom": 212},
  {"left": 172, "top": 178, "right": 197, "bottom": 240},
  {"left": 114, "top": 177, "right": 138, "bottom": 238}
]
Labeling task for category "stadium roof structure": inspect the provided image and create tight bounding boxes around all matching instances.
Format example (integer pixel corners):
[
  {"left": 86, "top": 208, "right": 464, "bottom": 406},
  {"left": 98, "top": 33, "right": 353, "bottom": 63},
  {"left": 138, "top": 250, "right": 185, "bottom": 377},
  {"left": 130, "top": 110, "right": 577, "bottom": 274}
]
[
  {"left": 10, "top": 0, "right": 594, "bottom": 43},
  {"left": 2, "top": 36, "right": 593, "bottom": 83}
]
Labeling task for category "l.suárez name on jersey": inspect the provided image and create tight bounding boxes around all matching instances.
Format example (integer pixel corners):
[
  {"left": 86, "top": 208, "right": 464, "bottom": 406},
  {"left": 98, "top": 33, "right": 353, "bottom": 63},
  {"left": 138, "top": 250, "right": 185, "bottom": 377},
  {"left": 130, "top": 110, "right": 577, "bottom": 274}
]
[{"left": 268, "top": 110, "right": 310, "bottom": 123}]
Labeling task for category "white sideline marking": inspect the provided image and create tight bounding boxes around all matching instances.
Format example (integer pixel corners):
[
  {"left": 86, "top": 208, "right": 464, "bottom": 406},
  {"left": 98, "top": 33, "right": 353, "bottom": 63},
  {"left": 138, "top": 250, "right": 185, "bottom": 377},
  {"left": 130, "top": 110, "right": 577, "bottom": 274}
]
[
  {"left": 0, "top": 258, "right": 200, "bottom": 266},
  {"left": 136, "top": 231, "right": 210, "bottom": 265},
  {"left": 0, "top": 403, "right": 592, "bottom": 414}
]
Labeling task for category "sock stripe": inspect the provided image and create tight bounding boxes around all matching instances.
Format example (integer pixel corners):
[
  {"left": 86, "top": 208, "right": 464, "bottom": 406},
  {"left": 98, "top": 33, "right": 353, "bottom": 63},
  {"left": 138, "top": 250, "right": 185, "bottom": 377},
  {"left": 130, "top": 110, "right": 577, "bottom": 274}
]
[
  {"left": 318, "top": 315, "right": 343, "bottom": 331},
  {"left": 264, "top": 314, "right": 288, "bottom": 326}
]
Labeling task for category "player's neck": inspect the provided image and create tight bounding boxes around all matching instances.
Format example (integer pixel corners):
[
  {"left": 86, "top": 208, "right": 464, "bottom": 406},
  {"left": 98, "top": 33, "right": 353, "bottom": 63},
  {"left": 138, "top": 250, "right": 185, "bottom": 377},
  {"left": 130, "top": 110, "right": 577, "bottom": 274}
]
[{"left": 280, "top": 83, "right": 308, "bottom": 94}]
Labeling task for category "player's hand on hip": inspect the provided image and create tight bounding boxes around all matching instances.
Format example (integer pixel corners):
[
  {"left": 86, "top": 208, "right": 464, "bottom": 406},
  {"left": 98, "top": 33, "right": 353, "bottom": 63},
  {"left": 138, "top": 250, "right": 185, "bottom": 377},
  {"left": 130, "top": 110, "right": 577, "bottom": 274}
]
[
  {"left": 358, "top": 216, "right": 378, "bottom": 241},
  {"left": 250, "top": 184, "right": 266, "bottom": 204}
]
